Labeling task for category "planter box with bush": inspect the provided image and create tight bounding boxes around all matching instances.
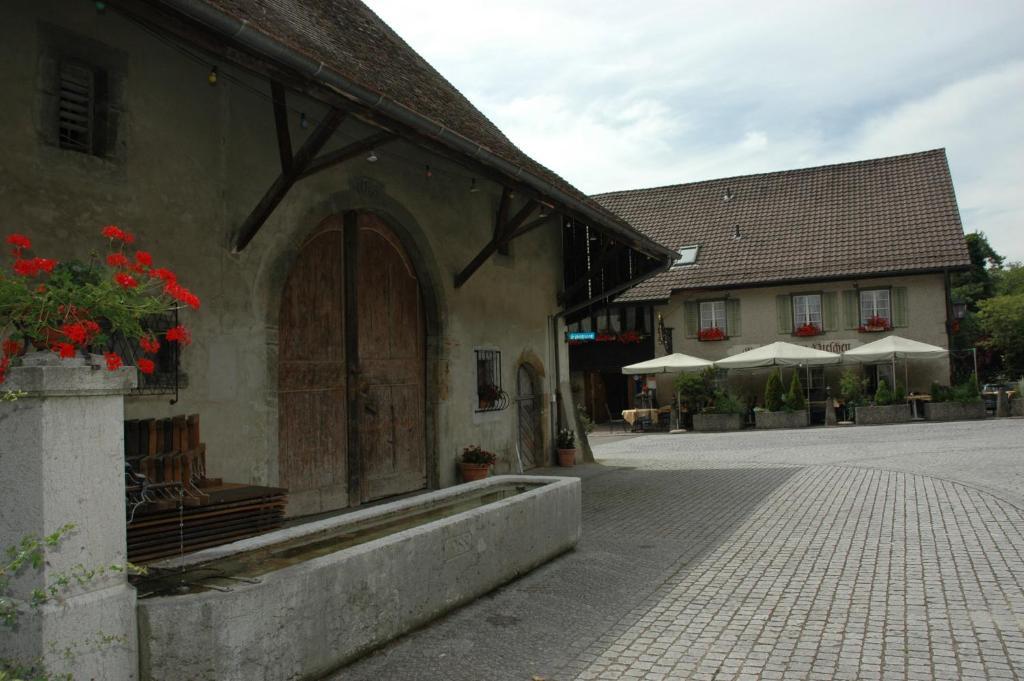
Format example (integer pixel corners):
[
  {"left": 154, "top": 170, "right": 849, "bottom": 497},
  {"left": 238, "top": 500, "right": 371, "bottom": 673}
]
[
  {"left": 692, "top": 413, "right": 745, "bottom": 432},
  {"left": 855, "top": 404, "right": 911, "bottom": 425},
  {"left": 923, "top": 401, "right": 987, "bottom": 421},
  {"left": 1012, "top": 399, "right": 1024, "bottom": 417},
  {"left": 755, "top": 410, "right": 809, "bottom": 429}
]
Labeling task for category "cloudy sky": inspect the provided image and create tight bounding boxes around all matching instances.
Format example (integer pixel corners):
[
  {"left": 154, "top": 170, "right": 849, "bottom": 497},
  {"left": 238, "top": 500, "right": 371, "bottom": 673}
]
[{"left": 365, "top": 0, "right": 1024, "bottom": 262}]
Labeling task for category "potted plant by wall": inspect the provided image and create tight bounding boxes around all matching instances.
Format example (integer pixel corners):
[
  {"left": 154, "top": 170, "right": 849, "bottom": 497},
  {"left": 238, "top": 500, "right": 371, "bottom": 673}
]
[
  {"left": 692, "top": 390, "right": 746, "bottom": 432},
  {"left": 556, "top": 429, "right": 577, "bottom": 466},
  {"left": 459, "top": 445, "right": 497, "bottom": 481},
  {"left": 923, "top": 376, "right": 986, "bottom": 421},
  {"left": 854, "top": 378, "right": 911, "bottom": 425},
  {"left": 755, "top": 368, "right": 809, "bottom": 429},
  {"left": 0, "top": 227, "right": 199, "bottom": 382},
  {"left": 837, "top": 368, "right": 868, "bottom": 422}
]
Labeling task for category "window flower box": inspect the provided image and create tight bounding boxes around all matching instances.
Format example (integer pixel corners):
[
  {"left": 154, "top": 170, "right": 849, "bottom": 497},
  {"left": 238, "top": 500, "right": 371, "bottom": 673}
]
[
  {"left": 857, "top": 315, "right": 892, "bottom": 333},
  {"left": 698, "top": 326, "right": 727, "bottom": 342},
  {"left": 794, "top": 323, "right": 821, "bottom": 337}
]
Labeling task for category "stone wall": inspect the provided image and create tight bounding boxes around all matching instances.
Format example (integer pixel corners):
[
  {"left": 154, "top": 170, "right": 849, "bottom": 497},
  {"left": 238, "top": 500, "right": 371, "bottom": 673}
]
[
  {"left": 0, "top": 1, "right": 563, "bottom": 499},
  {"left": 855, "top": 404, "right": 912, "bottom": 425},
  {"left": 755, "top": 410, "right": 809, "bottom": 429},
  {"left": 692, "top": 413, "right": 745, "bottom": 432},
  {"left": 923, "top": 401, "right": 987, "bottom": 421}
]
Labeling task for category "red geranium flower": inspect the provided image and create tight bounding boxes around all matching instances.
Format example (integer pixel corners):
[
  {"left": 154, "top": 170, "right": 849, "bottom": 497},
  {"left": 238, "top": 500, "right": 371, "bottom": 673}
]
[
  {"left": 13, "top": 259, "right": 39, "bottom": 277},
  {"left": 104, "top": 352, "right": 123, "bottom": 371},
  {"left": 101, "top": 225, "right": 135, "bottom": 244},
  {"left": 139, "top": 335, "right": 161, "bottom": 354},
  {"left": 165, "top": 282, "right": 200, "bottom": 309},
  {"left": 137, "top": 358, "right": 156, "bottom": 375},
  {"left": 107, "top": 252, "right": 129, "bottom": 268},
  {"left": 54, "top": 342, "right": 77, "bottom": 359},
  {"left": 134, "top": 251, "right": 153, "bottom": 267},
  {"left": 165, "top": 325, "right": 192, "bottom": 346},
  {"left": 150, "top": 268, "right": 177, "bottom": 284},
  {"left": 115, "top": 272, "right": 138, "bottom": 288},
  {"left": 6, "top": 234, "right": 31, "bottom": 251},
  {"left": 61, "top": 322, "right": 89, "bottom": 345},
  {"left": 2, "top": 339, "right": 23, "bottom": 358}
]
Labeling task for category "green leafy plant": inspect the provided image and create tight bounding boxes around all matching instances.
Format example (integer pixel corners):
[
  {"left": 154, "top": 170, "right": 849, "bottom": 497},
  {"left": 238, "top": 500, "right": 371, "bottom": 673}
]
[
  {"left": 764, "top": 368, "right": 784, "bottom": 412},
  {"left": 703, "top": 390, "right": 747, "bottom": 415},
  {"left": 556, "top": 429, "right": 576, "bottom": 449},
  {"left": 949, "top": 374, "right": 982, "bottom": 404},
  {"left": 1, "top": 524, "right": 144, "bottom": 680},
  {"left": 892, "top": 384, "right": 906, "bottom": 404},
  {"left": 460, "top": 445, "right": 497, "bottom": 465},
  {"left": 839, "top": 369, "right": 868, "bottom": 407},
  {"left": 874, "top": 379, "right": 894, "bottom": 406},
  {"left": 0, "top": 228, "right": 199, "bottom": 384},
  {"left": 786, "top": 371, "right": 806, "bottom": 412},
  {"left": 674, "top": 369, "right": 713, "bottom": 412},
  {"left": 577, "top": 407, "right": 595, "bottom": 434}
]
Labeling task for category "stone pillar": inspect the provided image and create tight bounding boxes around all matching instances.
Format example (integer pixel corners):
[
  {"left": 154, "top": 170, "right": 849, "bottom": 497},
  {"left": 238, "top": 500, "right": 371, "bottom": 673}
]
[
  {"left": 0, "top": 352, "right": 138, "bottom": 681},
  {"left": 996, "top": 389, "right": 1010, "bottom": 417}
]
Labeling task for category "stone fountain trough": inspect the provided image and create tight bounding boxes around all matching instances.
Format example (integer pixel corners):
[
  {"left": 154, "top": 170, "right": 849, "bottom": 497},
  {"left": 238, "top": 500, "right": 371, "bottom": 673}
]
[{"left": 135, "top": 475, "right": 580, "bottom": 680}]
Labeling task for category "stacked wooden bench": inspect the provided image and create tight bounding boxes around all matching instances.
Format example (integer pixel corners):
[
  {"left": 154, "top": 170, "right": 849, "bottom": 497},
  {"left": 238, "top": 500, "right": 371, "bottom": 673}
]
[{"left": 124, "top": 415, "right": 287, "bottom": 564}]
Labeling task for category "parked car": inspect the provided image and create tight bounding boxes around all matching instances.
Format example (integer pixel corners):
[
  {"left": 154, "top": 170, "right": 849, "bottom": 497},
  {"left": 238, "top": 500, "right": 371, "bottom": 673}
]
[{"left": 982, "top": 383, "right": 1018, "bottom": 411}]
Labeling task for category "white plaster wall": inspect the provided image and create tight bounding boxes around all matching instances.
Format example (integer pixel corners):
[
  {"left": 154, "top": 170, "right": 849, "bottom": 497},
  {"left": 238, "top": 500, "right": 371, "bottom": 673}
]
[
  {"left": 0, "top": 2, "right": 563, "bottom": 499},
  {"left": 654, "top": 273, "right": 953, "bottom": 399}
]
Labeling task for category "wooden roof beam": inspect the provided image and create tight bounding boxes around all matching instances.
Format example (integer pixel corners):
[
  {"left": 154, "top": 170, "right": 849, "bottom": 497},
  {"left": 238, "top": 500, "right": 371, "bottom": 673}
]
[
  {"left": 299, "top": 132, "right": 398, "bottom": 180},
  {"left": 454, "top": 198, "right": 538, "bottom": 289},
  {"left": 232, "top": 108, "right": 347, "bottom": 252}
]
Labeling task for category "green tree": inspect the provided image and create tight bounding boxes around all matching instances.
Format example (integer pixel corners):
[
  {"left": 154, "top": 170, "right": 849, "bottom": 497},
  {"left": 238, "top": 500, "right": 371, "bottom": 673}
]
[
  {"left": 952, "top": 231, "right": 1004, "bottom": 309},
  {"left": 977, "top": 293, "right": 1024, "bottom": 377},
  {"left": 674, "top": 371, "right": 712, "bottom": 412},
  {"left": 786, "top": 371, "right": 806, "bottom": 411},
  {"left": 874, "top": 379, "right": 893, "bottom": 406},
  {"left": 993, "top": 261, "right": 1024, "bottom": 296},
  {"left": 764, "top": 368, "right": 784, "bottom": 411}
]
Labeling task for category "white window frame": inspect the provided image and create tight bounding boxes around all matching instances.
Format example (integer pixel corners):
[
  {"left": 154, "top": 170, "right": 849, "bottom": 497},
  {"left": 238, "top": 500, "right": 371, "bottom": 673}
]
[
  {"left": 672, "top": 245, "right": 699, "bottom": 267},
  {"left": 860, "top": 289, "right": 891, "bottom": 324},
  {"left": 699, "top": 300, "right": 727, "bottom": 332},
  {"left": 792, "top": 293, "right": 823, "bottom": 329}
]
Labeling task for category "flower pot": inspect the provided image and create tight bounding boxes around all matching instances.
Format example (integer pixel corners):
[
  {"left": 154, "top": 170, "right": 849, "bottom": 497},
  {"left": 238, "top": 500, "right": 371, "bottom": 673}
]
[
  {"left": 557, "top": 448, "right": 576, "bottom": 466},
  {"left": 459, "top": 462, "right": 490, "bottom": 482}
]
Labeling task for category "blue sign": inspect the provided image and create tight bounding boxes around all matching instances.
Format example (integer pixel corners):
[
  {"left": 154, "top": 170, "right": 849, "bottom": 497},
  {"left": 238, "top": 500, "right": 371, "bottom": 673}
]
[{"left": 567, "top": 331, "right": 597, "bottom": 341}]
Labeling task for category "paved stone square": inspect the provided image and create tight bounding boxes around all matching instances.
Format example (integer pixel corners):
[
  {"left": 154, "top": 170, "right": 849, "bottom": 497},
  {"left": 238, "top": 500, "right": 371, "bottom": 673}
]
[{"left": 330, "top": 420, "right": 1024, "bottom": 681}]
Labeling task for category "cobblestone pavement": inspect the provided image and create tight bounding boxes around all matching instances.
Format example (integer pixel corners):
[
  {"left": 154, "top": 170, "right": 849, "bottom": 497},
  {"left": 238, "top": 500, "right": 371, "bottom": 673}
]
[{"left": 329, "top": 419, "right": 1024, "bottom": 681}]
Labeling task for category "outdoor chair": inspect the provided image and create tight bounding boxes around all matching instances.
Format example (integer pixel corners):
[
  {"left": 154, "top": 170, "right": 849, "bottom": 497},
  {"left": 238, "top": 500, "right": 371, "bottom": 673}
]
[{"left": 604, "top": 404, "right": 629, "bottom": 433}]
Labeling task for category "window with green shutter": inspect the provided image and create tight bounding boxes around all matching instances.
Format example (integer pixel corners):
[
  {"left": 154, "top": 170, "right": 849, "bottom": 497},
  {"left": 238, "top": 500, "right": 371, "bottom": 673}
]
[
  {"left": 891, "top": 287, "right": 909, "bottom": 327},
  {"left": 776, "top": 295, "right": 793, "bottom": 334},
  {"left": 683, "top": 301, "right": 699, "bottom": 338}
]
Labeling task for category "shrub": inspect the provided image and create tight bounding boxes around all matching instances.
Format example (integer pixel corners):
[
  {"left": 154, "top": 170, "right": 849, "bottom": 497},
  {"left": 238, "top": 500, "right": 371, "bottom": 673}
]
[
  {"left": 786, "top": 371, "right": 806, "bottom": 412},
  {"left": 764, "top": 368, "right": 784, "bottom": 412},
  {"left": 950, "top": 374, "right": 982, "bottom": 404},
  {"left": 556, "top": 429, "right": 576, "bottom": 449},
  {"left": 892, "top": 384, "right": 906, "bottom": 403},
  {"left": 930, "top": 381, "right": 951, "bottom": 403},
  {"left": 704, "top": 390, "right": 747, "bottom": 415},
  {"left": 839, "top": 369, "right": 868, "bottom": 407},
  {"left": 675, "top": 370, "right": 712, "bottom": 412},
  {"left": 461, "top": 445, "right": 497, "bottom": 465},
  {"left": 874, "top": 379, "right": 893, "bottom": 406}
]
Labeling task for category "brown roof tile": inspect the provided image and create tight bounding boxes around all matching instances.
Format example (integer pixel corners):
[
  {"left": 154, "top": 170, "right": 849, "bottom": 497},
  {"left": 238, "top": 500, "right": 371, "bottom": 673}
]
[{"left": 593, "top": 149, "right": 972, "bottom": 302}]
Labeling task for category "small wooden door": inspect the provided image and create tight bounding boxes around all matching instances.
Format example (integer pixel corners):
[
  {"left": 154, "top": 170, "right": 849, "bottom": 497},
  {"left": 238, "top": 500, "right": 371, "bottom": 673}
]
[
  {"left": 355, "top": 213, "right": 426, "bottom": 502},
  {"left": 516, "top": 365, "right": 543, "bottom": 468},
  {"left": 278, "top": 223, "right": 347, "bottom": 516}
]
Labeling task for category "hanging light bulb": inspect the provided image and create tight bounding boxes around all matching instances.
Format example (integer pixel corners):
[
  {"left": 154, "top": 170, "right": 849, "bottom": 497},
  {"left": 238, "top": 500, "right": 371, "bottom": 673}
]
[
  {"left": 207, "top": 66, "right": 218, "bottom": 86},
  {"left": 299, "top": 113, "right": 309, "bottom": 130},
  {"left": 366, "top": 149, "right": 378, "bottom": 163},
  {"left": 425, "top": 164, "right": 432, "bottom": 179},
  {"left": 469, "top": 178, "right": 479, "bottom": 193}
]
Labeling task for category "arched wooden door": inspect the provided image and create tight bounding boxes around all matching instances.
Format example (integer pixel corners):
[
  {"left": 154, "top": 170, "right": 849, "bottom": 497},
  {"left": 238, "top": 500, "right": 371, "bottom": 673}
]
[
  {"left": 278, "top": 222, "right": 347, "bottom": 516},
  {"left": 278, "top": 213, "right": 426, "bottom": 515},
  {"left": 516, "top": 364, "right": 543, "bottom": 468},
  {"left": 356, "top": 213, "right": 426, "bottom": 502}
]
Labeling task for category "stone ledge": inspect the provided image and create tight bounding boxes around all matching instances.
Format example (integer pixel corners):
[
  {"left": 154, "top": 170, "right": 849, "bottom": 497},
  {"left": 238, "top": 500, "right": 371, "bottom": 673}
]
[
  {"left": 4, "top": 355, "right": 137, "bottom": 396},
  {"left": 923, "top": 401, "right": 987, "bottom": 421},
  {"left": 755, "top": 410, "right": 809, "bottom": 430},
  {"left": 855, "top": 404, "right": 912, "bottom": 425},
  {"left": 693, "top": 413, "right": 745, "bottom": 432}
]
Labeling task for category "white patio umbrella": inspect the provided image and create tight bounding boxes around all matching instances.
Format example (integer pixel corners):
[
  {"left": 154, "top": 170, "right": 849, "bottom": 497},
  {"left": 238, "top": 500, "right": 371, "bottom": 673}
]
[
  {"left": 842, "top": 335, "right": 948, "bottom": 392},
  {"left": 713, "top": 341, "right": 842, "bottom": 369},
  {"left": 622, "top": 353, "right": 713, "bottom": 430}
]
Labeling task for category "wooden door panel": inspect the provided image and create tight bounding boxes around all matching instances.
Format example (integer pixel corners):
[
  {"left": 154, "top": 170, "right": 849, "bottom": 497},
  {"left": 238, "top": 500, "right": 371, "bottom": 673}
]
[
  {"left": 278, "top": 226, "right": 347, "bottom": 515},
  {"left": 356, "top": 214, "right": 426, "bottom": 502}
]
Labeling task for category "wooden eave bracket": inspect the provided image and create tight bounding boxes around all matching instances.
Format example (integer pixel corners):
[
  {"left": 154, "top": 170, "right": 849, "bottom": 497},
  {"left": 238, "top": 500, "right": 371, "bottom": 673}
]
[
  {"left": 453, "top": 189, "right": 540, "bottom": 288},
  {"left": 232, "top": 95, "right": 399, "bottom": 252}
]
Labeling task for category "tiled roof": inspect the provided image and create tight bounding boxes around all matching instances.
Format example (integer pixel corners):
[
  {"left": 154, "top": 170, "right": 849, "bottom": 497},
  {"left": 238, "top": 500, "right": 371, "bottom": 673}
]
[
  {"left": 593, "top": 149, "right": 972, "bottom": 302},
  {"left": 184, "top": 0, "right": 667, "bottom": 256}
]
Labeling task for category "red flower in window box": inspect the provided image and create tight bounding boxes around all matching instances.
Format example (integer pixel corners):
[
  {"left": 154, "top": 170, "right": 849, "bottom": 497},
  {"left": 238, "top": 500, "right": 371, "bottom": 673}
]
[
  {"left": 794, "top": 323, "right": 821, "bottom": 337},
  {"left": 618, "top": 330, "right": 642, "bottom": 344},
  {"left": 698, "top": 326, "right": 726, "bottom": 341},
  {"left": 858, "top": 315, "right": 892, "bottom": 333},
  {"left": 596, "top": 331, "right": 617, "bottom": 343}
]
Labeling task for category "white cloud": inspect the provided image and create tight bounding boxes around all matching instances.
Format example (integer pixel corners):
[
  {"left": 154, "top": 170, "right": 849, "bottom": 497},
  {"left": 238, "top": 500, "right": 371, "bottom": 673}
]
[{"left": 365, "top": 0, "right": 1024, "bottom": 260}]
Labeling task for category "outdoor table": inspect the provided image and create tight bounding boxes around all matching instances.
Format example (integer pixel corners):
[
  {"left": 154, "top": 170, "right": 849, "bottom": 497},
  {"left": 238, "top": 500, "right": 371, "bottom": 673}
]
[
  {"left": 622, "top": 408, "right": 660, "bottom": 430},
  {"left": 907, "top": 393, "right": 931, "bottom": 419}
]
